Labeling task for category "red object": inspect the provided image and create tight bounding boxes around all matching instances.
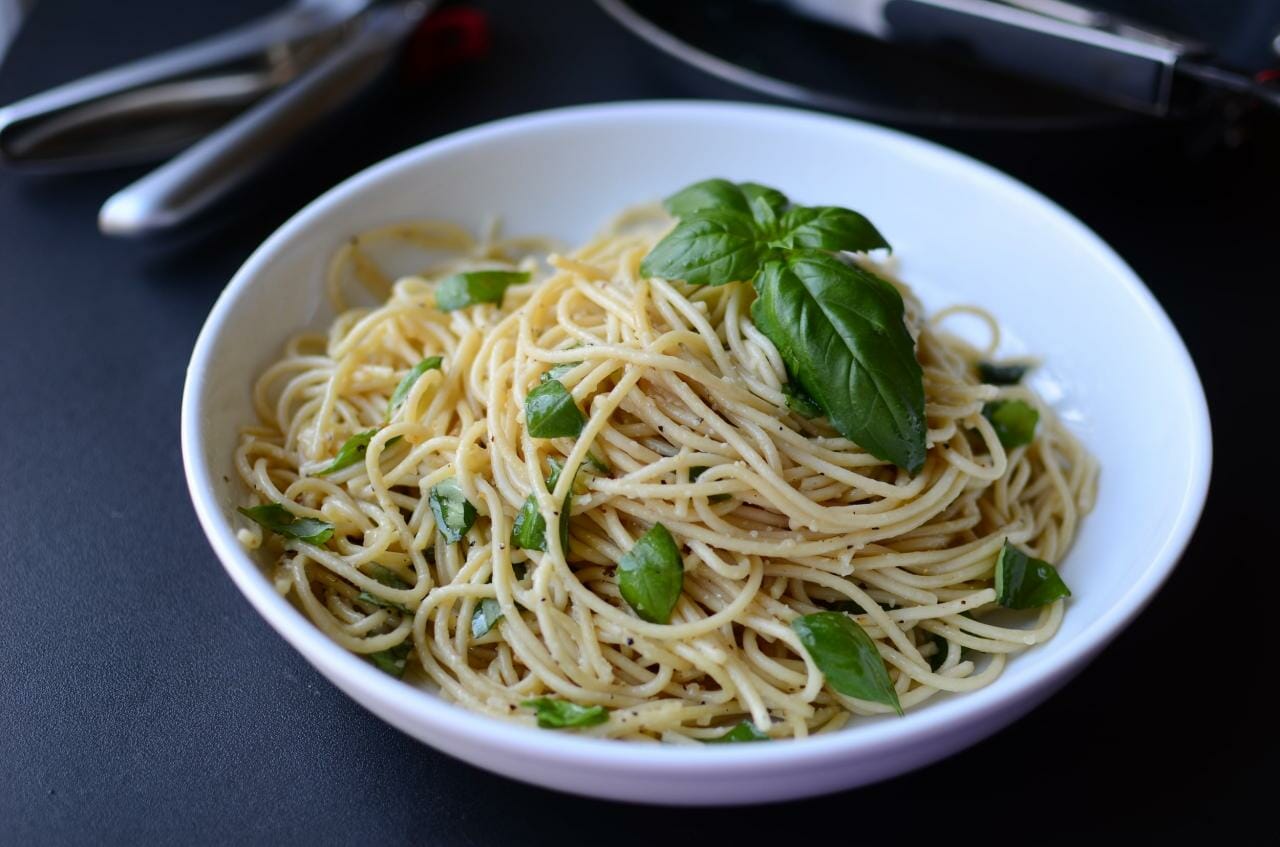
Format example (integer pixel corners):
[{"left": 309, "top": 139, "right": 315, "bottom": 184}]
[
  {"left": 1255, "top": 68, "right": 1280, "bottom": 84},
  {"left": 403, "top": 6, "right": 491, "bottom": 83}
]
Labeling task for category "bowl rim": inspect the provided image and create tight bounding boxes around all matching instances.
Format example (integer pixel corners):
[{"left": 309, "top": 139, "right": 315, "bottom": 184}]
[{"left": 181, "top": 99, "right": 1212, "bottom": 772}]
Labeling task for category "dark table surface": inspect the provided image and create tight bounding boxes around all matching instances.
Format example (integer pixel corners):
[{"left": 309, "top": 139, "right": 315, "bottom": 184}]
[{"left": 0, "top": 1, "right": 1271, "bottom": 842}]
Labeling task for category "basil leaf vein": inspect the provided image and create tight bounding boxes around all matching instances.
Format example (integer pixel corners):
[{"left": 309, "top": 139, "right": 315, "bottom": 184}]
[
  {"left": 791, "top": 611, "right": 903, "bottom": 715},
  {"left": 521, "top": 697, "right": 609, "bottom": 729},
  {"left": 237, "top": 503, "right": 333, "bottom": 545},
  {"left": 995, "top": 540, "right": 1070, "bottom": 609},
  {"left": 429, "top": 477, "right": 477, "bottom": 543},
  {"left": 617, "top": 523, "right": 684, "bottom": 624},
  {"left": 435, "top": 270, "right": 530, "bottom": 311}
]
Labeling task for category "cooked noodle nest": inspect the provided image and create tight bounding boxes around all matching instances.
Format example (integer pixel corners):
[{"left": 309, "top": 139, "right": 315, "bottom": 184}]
[{"left": 235, "top": 208, "right": 1097, "bottom": 742}]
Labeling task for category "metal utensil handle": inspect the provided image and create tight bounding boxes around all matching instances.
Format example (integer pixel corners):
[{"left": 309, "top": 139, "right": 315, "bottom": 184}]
[
  {"left": 0, "top": 2, "right": 363, "bottom": 169},
  {"left": 98, "top": 2, "right": 429, "bottom": 236}
]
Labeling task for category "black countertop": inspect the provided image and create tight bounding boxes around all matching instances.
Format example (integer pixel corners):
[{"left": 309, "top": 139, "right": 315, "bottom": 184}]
[{"left": 0, "top": 1, "right": 1269, "bottom": 842}]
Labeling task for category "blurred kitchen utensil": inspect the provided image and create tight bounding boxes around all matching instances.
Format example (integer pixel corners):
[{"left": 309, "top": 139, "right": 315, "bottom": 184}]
[
  {"left": 599, "top": 0, "right": 1280, "bottom": 130},
  {"left": 0, "top": 0, "right": 492, "bottom": 236}
]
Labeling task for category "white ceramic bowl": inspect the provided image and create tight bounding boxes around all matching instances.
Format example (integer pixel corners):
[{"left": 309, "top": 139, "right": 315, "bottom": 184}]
[{"left": 182, "top": 101, "right": 1211, "bottom": 805}]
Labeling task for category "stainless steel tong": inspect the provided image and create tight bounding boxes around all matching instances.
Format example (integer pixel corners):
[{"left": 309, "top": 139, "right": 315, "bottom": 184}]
[
  {"left": 783, "top": 0, "right": 1280, "bottom": 116},
  {"left": 0, "top": 0, "right": 435, "bottom": 236}
]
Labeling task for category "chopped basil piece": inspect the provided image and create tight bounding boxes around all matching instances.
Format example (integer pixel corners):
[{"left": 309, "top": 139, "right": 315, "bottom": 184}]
[
  {"left": 356, "top": 591, "right": 407, "bottom": 613},
  {"left": 928, "top": 633, "right": 949, "bottom": 671},
  {"left": 705, "top": 721, "right": 770, "bottom": 743},
  {"left": 368, "top": 564, "right": 410, "bottom": 589},
  {"left": 584, "top": 448, "right": 610, "bottom": 474},
  {"left": 470, "top": 598, "right": 504, "bottom": 638},
  {"left": 826, "top": 598, "right": 867, "bottom": 615},
  {"left": 690, "top": 466, "right": 730, "bottom": 502},
  {"left": 511, "top": 459, "right": 574, "bottom": 555},
  {"left": 791, "top": 611, "right": 903, "bottom": 715},
  {"left": 978, "top": 361, "right": 1032, "bottom": 386},
  {"left": 521, "top": 697, "right": 609, "bottom": 729},
  {"left": 237, "top": 503, "right": 333, "bottom": 545},
  {"left": 387, "top": 356, "right": 443, "bottom": 418},
  {"left": 983, "top": 399, "right": 1039, "bottom": 448},
  {"left": 429, "top": 477, "right": 477, "bottom": 543},
  {"left": 782, "top": 380, "right": 821, "bottom": 418},
  {"left": 995, "top": 540, "right": 1071, "bottom": 609},
  {"left": 435, "top": 270, "right": 530, "bottom": 311},
  {"left": 357, "top": 565, "right": 410, "bottom": 612},
  {"left": 617, "top": 523, "right": 684, "bottom": 624},
  {"left": 541, "top": 362, "right": 581, "bottom": 383},
  {"left": 370, "top": 641, "right": 412, "bottom": 678},
  {"left": 525, "top": 379, "right": 585, "bottom": 438},
  {"left": 317, "top": 429, "right": 378, "bottom": 475}
]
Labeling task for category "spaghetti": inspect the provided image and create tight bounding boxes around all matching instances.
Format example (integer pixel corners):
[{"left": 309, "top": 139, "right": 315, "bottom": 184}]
[{"left": 235, "top": 207, "right": 1096, "bottom": 741}]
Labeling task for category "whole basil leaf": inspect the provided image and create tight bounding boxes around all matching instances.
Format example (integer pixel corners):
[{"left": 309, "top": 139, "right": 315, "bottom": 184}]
[
  {"left": 995, "top": 540, "right": 1070, "bottom": 609},
  {"left": 776, "top": 206, "right": 890, "bottom": 254},
  {"left": 617, "top": 523, "right": 684, "bottom": 624},
  {"left": 237, "top": 503, "right": 334, "bottom": 545},
  {"left": 978, "top": 361, "right": 1032, "bottom": 386},
  {"left": 470, "top": 597, "right": 504, "bottom": 638},
  {"left": 983, "top": 399, "right": 1039, "bottom": 448},
  {"left": 318, "top": 429, "right": 378, "bottom": 475},
  {"left": 522, "top": 697, "right": 609, "bottom": 729},
  {"left": 525, "top": 379, "right": 586, "bottom": 438},
  {"left": 429, "top": 477, "right": 477, "bottom": 543},
  {"left": 370, "top": 641, "right": 412, "bottom": 678},
  {"left": 435, "top": 270, "right": 530, "bottom": 311},
  {"left": 705, "top": 721, "right": 770, "bottom": 743},
  {"left": 387, "top": 356, "right": 443, "bottom": 418},
  {"left": 752, "top": 252, "right": 926, "bottom": 473},
  {"left": 791, "top": 611, "right": 903, "bottom": 715},
  {"left": 639, "top": 208, "right": 771, "bottom": 287}
]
